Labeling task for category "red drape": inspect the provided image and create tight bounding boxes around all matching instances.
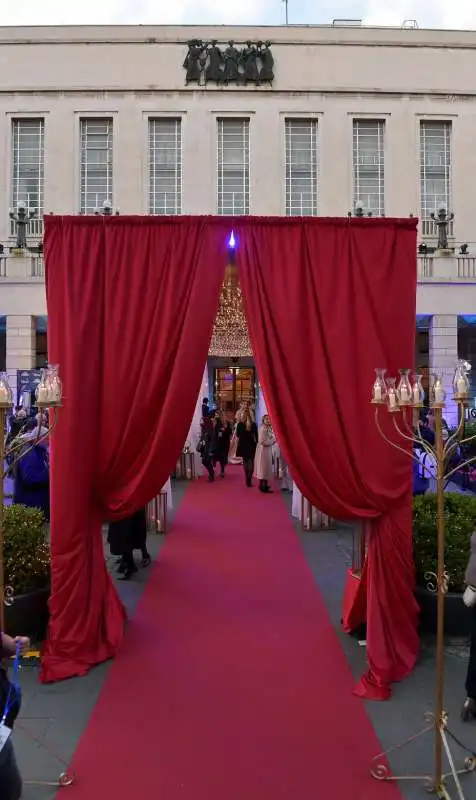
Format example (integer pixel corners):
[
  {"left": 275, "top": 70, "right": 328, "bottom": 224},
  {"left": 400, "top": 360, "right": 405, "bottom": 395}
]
[
  {"left": 41, "top": 215, "right": 418, "bottom": 695},
  {"left": 40, "top": 216, "right": 225, "bottom": 682},
  {"left": 236, "top": 217, "right": 419, "bottom": 700}
]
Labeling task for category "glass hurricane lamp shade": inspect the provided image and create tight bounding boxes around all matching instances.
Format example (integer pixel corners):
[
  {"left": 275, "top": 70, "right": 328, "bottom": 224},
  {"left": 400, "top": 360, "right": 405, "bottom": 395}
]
[
  {"left": 35, "top": 364, "right": 62, "bottom": 407},
  {"left": 0, "top": 373, "right": 13, "bottom": 408},
  {"left": 411, "top": 374, "right": 425, "bottom": 407},
  {"left": 35, "top": 369, "right": 49, "bottom": 405},
  {"left": 397, "top": 369, "right": 412, "bottom": 406},
  {"left": 453, "top": 360, "right": 470, "bottom": 400},
  {"left": 429, "top": 373, "right": 446, "bottom": 408},
  {"left": 371, "top": 368, "right": 387, "bottom": 404},
  {"left": 386, "top": 377, "right": 399, "bottom": 412}
]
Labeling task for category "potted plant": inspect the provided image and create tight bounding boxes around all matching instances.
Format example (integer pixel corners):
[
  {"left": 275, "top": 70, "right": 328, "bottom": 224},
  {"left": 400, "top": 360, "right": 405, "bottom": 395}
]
[
  {"left": 413, "top": 493, "right": 476, "bottom": 637},
  {"left": 3, "top": 504, "right": 50, "bottom": 640}
]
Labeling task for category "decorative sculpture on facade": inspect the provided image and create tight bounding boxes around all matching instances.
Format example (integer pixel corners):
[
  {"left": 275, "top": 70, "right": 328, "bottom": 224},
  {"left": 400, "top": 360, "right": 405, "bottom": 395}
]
[
  {"left": 9, "top": 202, "right": 37, "bottom": 249},
  {"left": 430, "top": 207, "right": 454, "bottom": 251},
  {"left": 184, "top": 40, "right": 274, "bottom": 86}
]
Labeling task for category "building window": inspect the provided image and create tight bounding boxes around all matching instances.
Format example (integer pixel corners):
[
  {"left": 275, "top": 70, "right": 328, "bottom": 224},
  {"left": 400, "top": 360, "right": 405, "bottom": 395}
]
[
  {"left": 80, "top": 118, "right": 113, "bottom": 214},
  {"left": 285, "top": 119, "right": 318, "bottom": 216},
  {"left": 148, "top": 118, "right": 182, "bottom": 215},
  {"left": 11, "top": 118, "right": 44, "bottom": 237},
  {"left": 217, "top": 118, "right": 250, "bottom": 215},
  {"left": 35, "top": 316, "right": 47, "bottom": 369},
  {"left": 420, "top": 121, "right": 453, "bottom": 237},
  {"left": 352, "top": 119, "right": 385, "bottom": 216}
]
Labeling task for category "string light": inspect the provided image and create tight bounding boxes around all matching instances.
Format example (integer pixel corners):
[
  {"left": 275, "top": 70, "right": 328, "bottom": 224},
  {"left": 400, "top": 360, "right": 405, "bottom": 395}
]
[{"left": 209, "top": 262, "right": 252, "bottom": 357}]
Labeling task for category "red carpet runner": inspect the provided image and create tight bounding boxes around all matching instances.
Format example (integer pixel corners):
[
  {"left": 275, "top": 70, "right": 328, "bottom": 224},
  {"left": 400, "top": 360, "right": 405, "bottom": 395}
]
[{"left": 61, "top": 469, "right": 402, "bottom": 799}]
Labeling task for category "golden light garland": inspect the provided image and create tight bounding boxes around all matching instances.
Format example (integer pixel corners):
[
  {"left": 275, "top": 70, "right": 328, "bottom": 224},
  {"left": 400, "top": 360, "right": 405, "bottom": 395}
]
[{"left": 209, "top": 263, "right": 252, "bottom": 357}]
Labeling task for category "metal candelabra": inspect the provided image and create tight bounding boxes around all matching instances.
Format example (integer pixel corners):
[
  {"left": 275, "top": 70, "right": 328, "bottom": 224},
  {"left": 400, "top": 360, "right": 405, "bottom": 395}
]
[{"left": 369, "top": 364, "right": 476, "bottom": 799}]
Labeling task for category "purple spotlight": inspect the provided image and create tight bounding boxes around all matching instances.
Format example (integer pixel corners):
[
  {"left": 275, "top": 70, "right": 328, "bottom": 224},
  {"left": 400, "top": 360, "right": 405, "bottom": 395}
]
[{"left": 228, "top": 231, "right": 236, "bottom": 249}]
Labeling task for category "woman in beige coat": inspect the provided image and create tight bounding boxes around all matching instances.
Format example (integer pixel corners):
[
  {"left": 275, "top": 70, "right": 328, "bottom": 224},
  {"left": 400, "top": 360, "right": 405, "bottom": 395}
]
[{"left": 254, "top": 415, "right": 275, "bottom": 493}]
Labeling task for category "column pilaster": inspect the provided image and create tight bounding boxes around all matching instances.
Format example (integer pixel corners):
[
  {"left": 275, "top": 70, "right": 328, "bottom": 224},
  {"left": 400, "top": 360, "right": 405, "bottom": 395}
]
[
  {"left": 429, "top": 314, "right": 458, "bottom": 427},
  {"left": 6, "top": 315, "right": 36, "bottom": 403}
]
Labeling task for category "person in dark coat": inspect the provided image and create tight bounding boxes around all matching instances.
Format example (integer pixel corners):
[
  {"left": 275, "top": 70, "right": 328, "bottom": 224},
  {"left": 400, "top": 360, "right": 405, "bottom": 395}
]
[
  {"left": 6, "top": 408, "right": 27, "bottom": 472},
  {"left": 0, "top": 631, "right": 30, "bottom": 800},
  {"left": 197, "top": 417, "right": 215, "bottom": 482},
  {"left": 418, "top": 413, "right": 435, "bottom": 446},
  {"left": 108, "top": 508, "right": 150, "bottom": 581},
  {"left": 236, "top": 410, "right": 258, "bottom": 487},
  {"left": 211, "top": 412, "right": 232, "bottom": 478},
  {"left": 8, "top": 407, "right": 27, "bottom": 441},
  {"left": 13, "top": 423, "right": 50, "bottom": 521},
  {"left": 412, "top": 449, "right": 429, "bottom": 496}
]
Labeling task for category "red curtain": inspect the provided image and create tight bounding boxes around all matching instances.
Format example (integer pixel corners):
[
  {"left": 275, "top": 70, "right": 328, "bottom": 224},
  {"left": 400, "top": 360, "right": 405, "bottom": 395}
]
[
  {"left": 40, "top": 216, "right": 225, "bottom": 682},
  {"left": 236, "top": 217, "right": 419, "bottom": 700},
  {"left": 41, "top": 215, "right": 418, "bottom": 695}
]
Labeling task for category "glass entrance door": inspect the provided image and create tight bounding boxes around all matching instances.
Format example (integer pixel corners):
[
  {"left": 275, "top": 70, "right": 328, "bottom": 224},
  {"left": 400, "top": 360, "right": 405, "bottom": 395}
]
[{"left": 214, "top": 367, "right": 255, "bottom": 421}]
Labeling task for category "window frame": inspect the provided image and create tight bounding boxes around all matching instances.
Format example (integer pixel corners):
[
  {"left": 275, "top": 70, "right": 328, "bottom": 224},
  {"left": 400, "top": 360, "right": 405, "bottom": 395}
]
[
  {"left": 148, "top": 117, "right": 182, "bottom": 215},
  {"left": 352, "top": 118, "right": 385, "bottom": 217},
  {"left": 284, "top": 118, "right": 319, "bottom": 216},
  {"left": 216, "top": 117, "right": 250, "bottom": 216},
  {"left": 10, "top": 117, "right": 45, "bottom": 238},
  {"left": 419, "top": 120, "right": 453, "bottom": 238},
  {"left": 79, "top": 117, "right": 114, "bottom": 215}
]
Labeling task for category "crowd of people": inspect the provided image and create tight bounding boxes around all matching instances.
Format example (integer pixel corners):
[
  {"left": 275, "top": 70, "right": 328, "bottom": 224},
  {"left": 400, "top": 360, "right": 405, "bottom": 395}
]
[
  {"left": 105, "top": 399, "right": 283, "bottom": 585},
  {"left": 197, "top": 399, "right": 278, "bottom": 492},
  {"left": 6, "top": 406, "right": 50, "bottom": 521}
]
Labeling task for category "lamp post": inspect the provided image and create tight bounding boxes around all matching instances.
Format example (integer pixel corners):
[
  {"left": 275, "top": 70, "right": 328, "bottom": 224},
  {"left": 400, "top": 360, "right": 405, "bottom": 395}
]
[
  {"left": 0, "top": 365, "right": 62, "bottom": 631},
  {"left": 282, "top": 0, "right": 289, "bottom": 24},
  {"left": 9, "top": 201, "right": 37, "bottom": 250},
  {"left": 369, "top": 363, "right": 476, "bottom": 798}
]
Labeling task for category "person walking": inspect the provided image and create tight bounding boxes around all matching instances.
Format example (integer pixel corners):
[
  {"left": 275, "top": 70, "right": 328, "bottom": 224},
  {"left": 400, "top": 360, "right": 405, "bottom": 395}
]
[
  {"left": 108, "top": 507, "right": 150, "bottom": 580},
  {"left": 197, "top": 417, "right": 215, "bottom": 482},
  {"left": 236, "top": 409, "right": 258, "bottom": 487},
  {"left": 212, "top": 412, "right": 232, "bottom": 478},
  {"left": 254, "top": 414, "right": 275, "bottom": 493}
]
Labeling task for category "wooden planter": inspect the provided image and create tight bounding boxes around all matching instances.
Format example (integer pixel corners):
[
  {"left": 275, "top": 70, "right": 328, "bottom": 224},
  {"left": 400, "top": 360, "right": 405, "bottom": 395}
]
[
  {"left": 5, "top": 586, "right": 50, "bottom": 641},
  {"left": 415, "top": 585, "right": 472, "bottom": 638}
]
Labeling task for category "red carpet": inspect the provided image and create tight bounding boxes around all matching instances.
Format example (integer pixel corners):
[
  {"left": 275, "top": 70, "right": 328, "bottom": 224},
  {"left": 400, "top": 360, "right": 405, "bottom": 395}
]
[{"left": 61, "top": 469, "right": 402, "bottom": 799}]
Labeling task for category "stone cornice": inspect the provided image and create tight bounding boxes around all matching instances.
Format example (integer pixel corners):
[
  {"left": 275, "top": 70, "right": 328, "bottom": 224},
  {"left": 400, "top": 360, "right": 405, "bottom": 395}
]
[
  {"left": 0, "top": 25, "right": 475, "bottom": 51},
  {"left": 0, "top": 88, "right": 474, "bottom": 101}
]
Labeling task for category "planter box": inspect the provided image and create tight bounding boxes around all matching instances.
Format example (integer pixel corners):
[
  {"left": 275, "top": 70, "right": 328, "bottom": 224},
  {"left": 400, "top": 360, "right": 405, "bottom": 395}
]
[
  {"left": 415, "top": 585, "right": 472, "bottom": 638},
  {"left": 4, "top": 586, "right": 49, "bottom": 641}
]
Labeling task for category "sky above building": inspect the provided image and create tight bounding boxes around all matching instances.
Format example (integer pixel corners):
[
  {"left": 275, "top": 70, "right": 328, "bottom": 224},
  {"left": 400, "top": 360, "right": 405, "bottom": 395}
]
[{"left": 0, "top": 1, "right": 475, "bottom": 29}]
